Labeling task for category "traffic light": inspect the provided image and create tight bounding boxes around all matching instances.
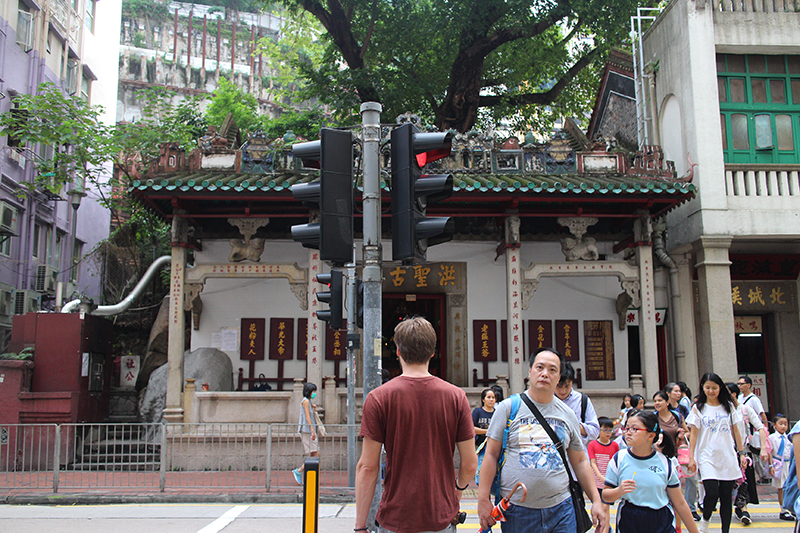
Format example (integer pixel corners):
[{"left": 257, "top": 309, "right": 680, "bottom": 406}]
[
  {"left": 390, "top": 123, "right": 454, "bottom": 263},
  {"left": 316, "top": 270, "right": 344, "bottom": 329},
  {"left": 291, "top": 128, "right": 354, "bottom": 265}
]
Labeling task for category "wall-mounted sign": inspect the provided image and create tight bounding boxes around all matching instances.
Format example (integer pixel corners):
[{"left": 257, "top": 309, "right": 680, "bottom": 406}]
[
  {"left": 297, "top": 318, "right": 308, "bottom": 360},
  {"left": 555, "top": 320, "right": 579, "bottom": 361},
  {"left": 241, "top": 318, "right": 265, "bottom": 360},
  {"left": 584, "top": 320, "right": 615, "bottom": 381},
  {"left": 528, "top": 320, "right": 553, "bottom": 353},
  {"left": 268, "top": 318, "right": 294, "bottom": 360},
  {"left": 120, "top": 355, "right": 140, "bottom": 387},
  {"left": 326, "top": 328, "right": 346, "bottom": 361},
  {"left": 473, "top": 320, "right": 497, "bottom": 362},
  {"left": 734, "top": 316, "right": 762, "bottom": 334}
]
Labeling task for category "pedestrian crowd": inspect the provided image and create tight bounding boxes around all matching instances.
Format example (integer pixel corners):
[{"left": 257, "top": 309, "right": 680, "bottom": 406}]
[{"left": 305, "top": 316, "right": 800, "bottom": 533}]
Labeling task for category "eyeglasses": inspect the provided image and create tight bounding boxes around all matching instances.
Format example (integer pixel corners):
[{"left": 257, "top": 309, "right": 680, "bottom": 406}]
[
  {"left": 600, "top": 428, "right": 614, "bottom": 432},
  {"left": 737, "top": 382, "right": 747, "bottom": 386},
  {"left": 622, "top": 426, "right": 649, "bottom": 434}
]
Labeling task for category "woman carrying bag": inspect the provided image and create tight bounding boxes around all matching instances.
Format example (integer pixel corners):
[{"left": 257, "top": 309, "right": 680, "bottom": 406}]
[{"left": 293, "top": 382, "right": 319, "bottom": 485}]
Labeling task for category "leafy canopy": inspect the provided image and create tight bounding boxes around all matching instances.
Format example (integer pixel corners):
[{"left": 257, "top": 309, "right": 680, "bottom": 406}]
[{"left": 273, "top": 0, "right": 640, "bottom": 132}]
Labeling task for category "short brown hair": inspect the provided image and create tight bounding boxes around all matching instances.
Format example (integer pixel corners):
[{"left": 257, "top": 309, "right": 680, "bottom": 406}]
[{"left": 394, "top": 316, "right": 437, "bottom": 365}]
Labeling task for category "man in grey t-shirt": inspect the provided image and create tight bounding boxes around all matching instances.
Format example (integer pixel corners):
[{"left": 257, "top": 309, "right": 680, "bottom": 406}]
[{"left": 478, "top": 348, "right": 608, "bottom": 533}]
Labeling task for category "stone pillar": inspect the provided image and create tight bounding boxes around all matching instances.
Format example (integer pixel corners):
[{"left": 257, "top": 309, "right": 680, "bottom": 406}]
[
  {"left": 635, "top": 216, "right": 659, "bottom": 398},
  {"left": 693, "top": 236, "right": 736, "bottom": 379},
  {"left": 163, "top": 215, "right": 188, "bottom": 425},
  {"left": 504, "top": 216, "right": 525, "bottom": 394},
  {"left": 184, "top": 379, "right": 196, "bottom": 424},
  {"left": 323, "top": 375, "right": 338, "bottom": 424},
  {"left": 290, "top": 377, "right": 304, "bottom": 426},
  {"left": 675, "top": 253, "right": 699, "bottom": 393},
  {"left": 306, "top": 249, "right": 324, "bottom": 388}
]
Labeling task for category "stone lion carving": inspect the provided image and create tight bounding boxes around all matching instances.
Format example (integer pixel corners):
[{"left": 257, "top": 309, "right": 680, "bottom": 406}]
[
  {"left": 561, "top": 236, "right": 599, "bottom": 261},
  {"left": 228, "top": 237, "right": 266, "bottom": 262}
]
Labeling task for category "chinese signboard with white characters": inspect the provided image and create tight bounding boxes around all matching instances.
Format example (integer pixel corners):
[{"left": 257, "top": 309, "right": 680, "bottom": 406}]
[
  {"left": 120, "top": 355, "right": 140, "bottom": 387},
  {"left": 555, "top": 320, "right": 579, "bottom": 361},
  {"left": 268, "top": 318, "right": 294, "bottom": 360},
  {"left": 472, "top": 320, "right": 497, "bottom": 362},
  {"left": 241, "top": 318, "right": 266, "bottom": 360},
  {"left": 584, "top": 321, "right": 615, "bottom": 381}
]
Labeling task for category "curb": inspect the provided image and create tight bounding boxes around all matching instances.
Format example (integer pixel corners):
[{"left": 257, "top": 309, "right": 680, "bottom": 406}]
[{"left": 2, "top": 492, "right": 356, "bottom": 506}]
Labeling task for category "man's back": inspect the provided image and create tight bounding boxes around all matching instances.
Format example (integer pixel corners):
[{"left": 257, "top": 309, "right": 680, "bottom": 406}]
[{"left": 360, "top": 375, "right": 474, "bottom": 532}]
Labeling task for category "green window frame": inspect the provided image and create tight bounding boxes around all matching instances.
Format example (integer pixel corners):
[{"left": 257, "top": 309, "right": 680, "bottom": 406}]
[{"left": 717, "top": 54, "right": 800, "bottom": 164}]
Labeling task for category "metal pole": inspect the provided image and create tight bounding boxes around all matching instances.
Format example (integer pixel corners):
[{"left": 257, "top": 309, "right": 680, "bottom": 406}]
[
  {"left": 346, "top": 256, "right": 357, "bottom": 487},
  {"left": 359, "top": 101, "right": 383, "bottom": 530}
]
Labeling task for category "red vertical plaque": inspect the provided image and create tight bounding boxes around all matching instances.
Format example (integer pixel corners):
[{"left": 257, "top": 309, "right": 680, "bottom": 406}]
[
  {"left": 472, "top": 320, "right": 497, "bottom": 362},
  {"left": 528, "top": 320, "right": 553, "bottom": 353},
  {"left": 297, "top": 318, "right": 308, "bottom": 360},
  {"left": 555, "top": 320, "right": 579, "bottom": 361},
  {"left": 240, "top": 318, "right": 265, "bottom": 360},
  {"left": 326, "top": 327, "right": 346, "bottom": 361},
  {"left": 268, "top": 318, "right": 294, "bottom": 360}
]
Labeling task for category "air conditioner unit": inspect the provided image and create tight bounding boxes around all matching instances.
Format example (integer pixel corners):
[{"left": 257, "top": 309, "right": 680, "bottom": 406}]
[
  {"left": 0, "top": 202, "right": 18, "bottom": 235},
  {"left": 12, "top": 289, "right": 40, "bottom": 315},
  {"left": 35, "top": 264, "right": 58, "bottom": 293}
]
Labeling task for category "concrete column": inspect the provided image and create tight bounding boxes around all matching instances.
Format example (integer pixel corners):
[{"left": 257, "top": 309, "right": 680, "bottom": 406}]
[
  {"left": 504, "top": 216, "right": 525, "bottom": 394},
  {"left": 306, "top": 249, "right": 324, "bottom": 388},
  {"left": 183, "top": 379, "right": 196, "bottom": 424},
  {"left": 163, "top": 216, "right": 188, "bottom": 425},
  {"left": 675, "top": 253, "right": 699, "bottom": 393},
  {"left": 635, "top": 217, "right": 659, "bottom": 398},
  {"left": 693, "top": 236, "right": 737, "bottom": 379},
  {"left": 323, "top": 375, "right": 338, "bottom": 424}
]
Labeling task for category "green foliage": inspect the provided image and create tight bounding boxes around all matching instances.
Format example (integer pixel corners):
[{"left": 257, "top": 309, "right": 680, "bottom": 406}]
[
  {"left": 257, "top": 108, "right": 330, "bottom": 140},
  {"left": 206, "top": 77, "right": 259, "bottom": 133},
  {"left": 122, "top": 0, "right": 170, "bottom": 21},
  {"left": 0, "top": 347, "right": 34, "bottom": 360},
  {"left": 274, "top": 0, "right": 639, "bottom": 132}
]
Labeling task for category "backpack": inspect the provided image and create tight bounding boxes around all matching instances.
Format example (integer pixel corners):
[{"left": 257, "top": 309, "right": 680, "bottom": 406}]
[
  {"left": 475, "top": 394, "right": 521, "bottom": 498},
  {"left": 783, "top": 444, "right": 800, "bottom": 516},
  {"left": 580, "top": 392, "right": 588, "bottom": 423}
]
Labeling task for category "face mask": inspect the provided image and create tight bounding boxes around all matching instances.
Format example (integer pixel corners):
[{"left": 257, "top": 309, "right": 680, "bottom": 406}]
[{"left": 311, "top": 392, "right": 317, "bottom": 399}]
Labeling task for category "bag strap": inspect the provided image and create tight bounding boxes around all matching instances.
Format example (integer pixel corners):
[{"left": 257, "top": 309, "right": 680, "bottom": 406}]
[
  {"left": 580, "top": 392, "right": 588, "bottom": 423},
  {"left": 518, "top": 393, "right": 579, "bottom": 487}
]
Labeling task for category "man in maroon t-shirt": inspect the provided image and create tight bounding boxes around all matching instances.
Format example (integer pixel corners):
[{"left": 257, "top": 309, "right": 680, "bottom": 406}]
[{"left": 355, "top": 317, "right": 477, "bottom": 533}]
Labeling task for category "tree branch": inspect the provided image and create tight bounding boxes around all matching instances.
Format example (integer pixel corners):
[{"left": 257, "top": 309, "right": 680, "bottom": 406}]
[
  {"left": 359, "top": 0, "right": 379, "bottom": 61},
  {"left": 478, "top": 47, "right": 601, "bottom": 108}
]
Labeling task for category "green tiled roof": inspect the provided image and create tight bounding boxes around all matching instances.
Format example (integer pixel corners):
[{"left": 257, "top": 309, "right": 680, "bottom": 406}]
[{"left": 130, "top": 171, "right": 696, "bottom": 196}]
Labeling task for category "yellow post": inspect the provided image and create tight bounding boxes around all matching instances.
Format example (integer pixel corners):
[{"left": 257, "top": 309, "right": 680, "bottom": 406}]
[{"left": 302, "top": 457, "right": 319, "bottom": 533}]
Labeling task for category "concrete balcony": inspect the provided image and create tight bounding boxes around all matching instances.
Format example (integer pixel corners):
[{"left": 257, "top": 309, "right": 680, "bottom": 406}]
[{"left": 725, "top": 164, "right": 800, "bottom": 211}]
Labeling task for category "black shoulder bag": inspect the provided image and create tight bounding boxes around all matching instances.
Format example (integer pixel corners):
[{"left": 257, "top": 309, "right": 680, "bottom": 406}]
[{"left": 519, "top": 393, "right": 593, "bottom": 533}]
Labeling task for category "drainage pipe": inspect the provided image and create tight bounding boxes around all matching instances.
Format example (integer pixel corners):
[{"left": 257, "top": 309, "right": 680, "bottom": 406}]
[
  {"left": 62, "top": 255, "right": 172, "bottom": 315},
  {"left": 651, "top": 223, "right": 686, "bottom": 372}
]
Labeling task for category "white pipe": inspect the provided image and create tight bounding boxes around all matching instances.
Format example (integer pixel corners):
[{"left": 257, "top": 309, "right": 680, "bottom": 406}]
[
  {"left": 61, "top": 255, "right": 172, "bottom": 315},
  {"left": 652, "top": 225, "right": 685, "bottom": 371}
]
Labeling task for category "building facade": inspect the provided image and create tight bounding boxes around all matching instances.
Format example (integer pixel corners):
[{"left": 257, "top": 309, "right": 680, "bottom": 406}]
[
  {"left": 0, "top": 0, "right": 120, "bottom": 346},
  {"left": 638, "top": 0, "right": 800, "bottom": 419}
]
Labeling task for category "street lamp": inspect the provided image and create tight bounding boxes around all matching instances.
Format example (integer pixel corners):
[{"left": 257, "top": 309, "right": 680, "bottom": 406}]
[{"left": 66, "top": 187, "right": 86, "bottom": 286}]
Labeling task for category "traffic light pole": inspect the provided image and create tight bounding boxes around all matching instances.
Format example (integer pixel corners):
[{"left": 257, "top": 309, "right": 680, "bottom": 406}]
[
  {"left": 346, "top": 260, "right": 357, "bottom": 487},
  {"left": 360, "top": 101, "right": 383, "bottom": 397},
  {"left": 360, "top": 102, "right": 383, "bottom": 528}
]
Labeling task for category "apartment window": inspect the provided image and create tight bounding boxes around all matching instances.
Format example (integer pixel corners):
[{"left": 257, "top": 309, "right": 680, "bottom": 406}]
[
  {"left": 718, "top": 54, "right": 800, "bottom": 164},
  {"left": 0, "top": 235, "right": 11, "bottom": 257},
  {"left": 80, "top": 75, "right": 90, "bottom": 102},
  {"left": 32, "top": 223, "right": 41, "bottom": 259},
  {"left": 16, "top": 2, "right": 34, "bottom": 51},
  {"left": 85, "top": 0, "right": 95, "bottom": 32},
  {"left": 6, "top": 97, "right": 27, "bottom": 150}
]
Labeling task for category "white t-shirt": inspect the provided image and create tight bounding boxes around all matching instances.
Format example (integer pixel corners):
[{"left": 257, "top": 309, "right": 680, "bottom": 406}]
[
  {"left": 738, "top": 392, "right": 765, "bottom": 448},
  {"left": 686, "top": 403, "right": 743, "bottom": 481}
]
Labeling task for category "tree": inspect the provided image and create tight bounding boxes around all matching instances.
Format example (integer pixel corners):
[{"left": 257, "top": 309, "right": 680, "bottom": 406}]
[
  {"left": 205, "top": 77, "right": 260, "bottom": 133},
  {"left": 274, "top": 0, "right": 640, "bottom": 132}
]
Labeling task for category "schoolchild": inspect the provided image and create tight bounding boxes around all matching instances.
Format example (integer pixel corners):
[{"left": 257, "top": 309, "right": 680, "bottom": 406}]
[
  {"left": 603, "top": 410, "right": 699, "bottom": 533},
  {"left": 770, "top": 414, "right": 796, "bottom": 521},
  {"left": 589, "top": 417, "right": 620, "bottom": 496}
]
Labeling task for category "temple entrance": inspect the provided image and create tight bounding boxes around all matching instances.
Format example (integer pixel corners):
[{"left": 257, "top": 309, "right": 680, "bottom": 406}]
[{"left": 382, "top": 294, "right": 447, "bottom": 381}]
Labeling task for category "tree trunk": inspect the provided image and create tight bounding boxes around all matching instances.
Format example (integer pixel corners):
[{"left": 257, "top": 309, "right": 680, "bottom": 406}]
[{"left": 437, "top": 52, "right": 485, "bottom": 132}]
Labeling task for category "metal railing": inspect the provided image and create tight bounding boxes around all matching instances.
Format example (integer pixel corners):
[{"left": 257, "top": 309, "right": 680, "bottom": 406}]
[{"left": 0, "top": 422, "right": 362, "bottom": 494}]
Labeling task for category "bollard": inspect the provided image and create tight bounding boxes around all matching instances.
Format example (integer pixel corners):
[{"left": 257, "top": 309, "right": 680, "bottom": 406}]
[{"left": 302, "top": 457, "right": 320, "bottom": 533}]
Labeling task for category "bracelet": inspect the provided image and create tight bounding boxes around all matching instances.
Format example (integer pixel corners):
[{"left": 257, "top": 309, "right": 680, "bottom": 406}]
[
  {"left": 354, "top": 528, "right": 369, "bottom": 532},
  {"left": 456, "top": 480, "right": 469, "bottom": 491},
  {"left": 738, "top": 450, "right": 747, "bottom": 456}
]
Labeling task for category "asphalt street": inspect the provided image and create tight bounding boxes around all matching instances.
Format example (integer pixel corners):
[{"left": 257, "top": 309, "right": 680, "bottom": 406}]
[{"left": 0, "top": 500, "right": 795, "bottom": 533}]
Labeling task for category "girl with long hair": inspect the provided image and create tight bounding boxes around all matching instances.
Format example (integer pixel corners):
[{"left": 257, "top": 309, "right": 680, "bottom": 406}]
[
  {"left": 293, "top": 382, "right": 319, "bottom": 484},
  {"left": 686, "top": 373, "right": 748, "bottom": 533},
  {"left": 603, "top": 410, "right": 699, "bottom": 533}
]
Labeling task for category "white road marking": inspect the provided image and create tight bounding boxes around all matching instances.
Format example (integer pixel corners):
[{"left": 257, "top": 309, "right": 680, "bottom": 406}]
[{"left": 196, "top": 505, "right": 249, "bottom": 533}]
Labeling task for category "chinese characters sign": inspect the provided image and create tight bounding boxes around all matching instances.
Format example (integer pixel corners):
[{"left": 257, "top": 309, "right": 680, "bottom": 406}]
[
  {"left": 729, "top": 254, "right": 800, "bottom": 280},
  {"left": 528, "top": 320, "right": 553, "bottom": 353},
  {"left": 120, "top": 355, "right": 140, "bottom": 387},
  {"left": 730, "top": 281, "right": 795, "bottom": 311},
  {"left": 241, "top": 318, "right": 265, "bottom": 360},
  {"left": 734, "top": 316, "right": 762, "bottom": 333},
  {"left": 383, "top": 263, "right": 462, "bottom": 292},
  {"left": 584, "top": 320, "right": 615, "bottom": 381},
  {"left": 268, "top": 318, "right": 294, "bottom": 360},
  {"left": 326, "top": 328, "right": 346, "bottom": 361},
  {"left": 472, "top": 320, "right": 497, "bottom": 362},
  {"left": 297, "top": 318, "right": 308, "bottom": 360},
  {"left": 555, "top": 320, "right": 579, "bottom": 361}
]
